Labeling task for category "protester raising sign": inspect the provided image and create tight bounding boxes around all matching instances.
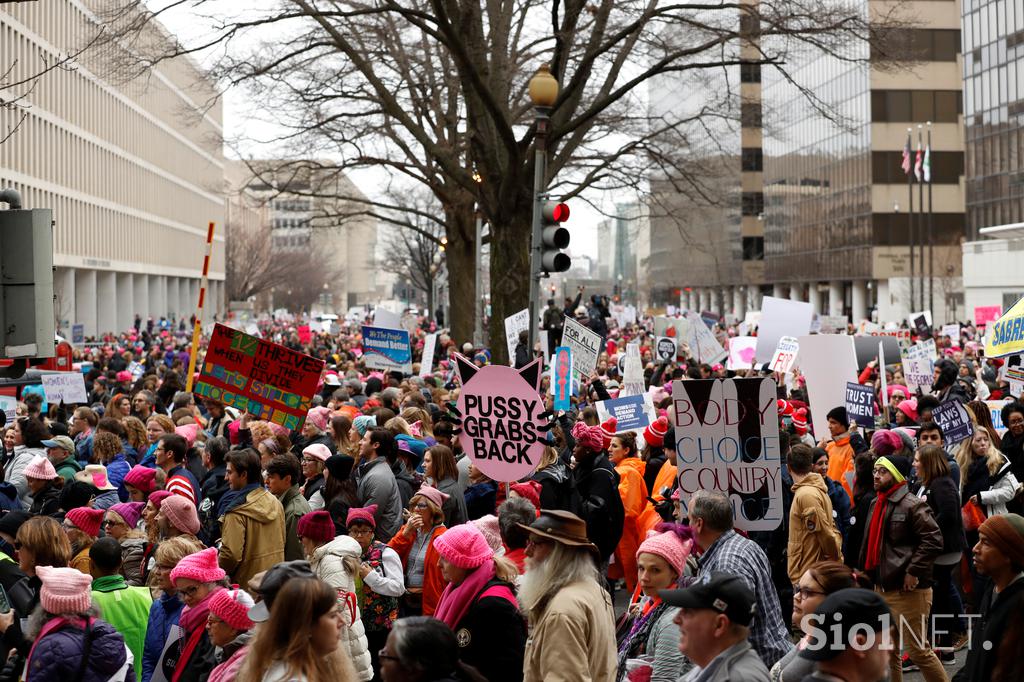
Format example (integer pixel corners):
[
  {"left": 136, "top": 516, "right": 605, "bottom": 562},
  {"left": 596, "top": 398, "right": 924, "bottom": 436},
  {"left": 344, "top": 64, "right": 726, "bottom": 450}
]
[
  {"left": 985, "top": 296, "right": 1024, "bottom": 358},
  {"left": 41, "top": 372, "right": 88, "bottom": 404},
  {"left": 419, "top": 333, "right": 438, "bottom": 377},
  {"left": 655, "top": 336, "right": 677, "bottom": 362},
  {"left": 595, "top": 393, "right": 656, "bottom": 435},
  {"left": 504, "top": 309, "right": 529, "bottom": 365},
  {"left": 798, "top": 335, "right": 859, "bottom": 441},
  {"left": 932, "top": 401, "right": 973, "bottom": 445},
  {"left": 362, "top": 326, "right": 413, "bottom": 374},
  {"left": 552, "top": 346, "right": 573, "bottom": 411},
  {"left": 196, "top": 323, "right": 324, "bottom": 430},
  {"left": 562, "top": 315, "right": 602, "bottom": 380},
  {"left": 671, "top": 377, "right": 782, "bottom": 531},
  {"left": 755, "top": 296, "right": 814, "bottom": 364},
  {"left": 845, "top": 382, "right": 875, "bottom": 428},
  {"left": 769, "top": 336, "right": 799, "bottom": 374},
  {"left": 454, "top": 355, "right": 547, "bottom": 483}
]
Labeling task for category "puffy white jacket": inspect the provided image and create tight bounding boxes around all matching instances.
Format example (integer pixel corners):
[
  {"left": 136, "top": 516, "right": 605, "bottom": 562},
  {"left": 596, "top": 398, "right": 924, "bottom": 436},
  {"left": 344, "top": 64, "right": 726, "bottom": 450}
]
[
  {"left": 310, "top": 535, "right": 373, "bottom": 681},
  {"left": 980, "top": 456, "right": 1020, "bottom": 517}
]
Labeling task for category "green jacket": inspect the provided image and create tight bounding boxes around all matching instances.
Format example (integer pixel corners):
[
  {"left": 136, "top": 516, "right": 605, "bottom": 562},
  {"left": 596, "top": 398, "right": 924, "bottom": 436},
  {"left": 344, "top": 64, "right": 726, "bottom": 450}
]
[
  {"left": 279, "top": 485, "right": 312, "bottom": 562},
  {"left": 54, "top": 456, "right": 83, "bottom": 483},
  {"left": 92, "top": 574, "right": 152, "bottom": 681}
]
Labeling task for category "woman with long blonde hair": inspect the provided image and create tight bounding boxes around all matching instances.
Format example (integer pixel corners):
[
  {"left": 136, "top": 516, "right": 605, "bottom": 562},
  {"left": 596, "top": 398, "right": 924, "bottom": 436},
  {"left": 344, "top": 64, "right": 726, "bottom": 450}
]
[
  {"left": 956, "top": 427, "right": 1019, "bottom": 517},
  {"left": 238, "top": 577, "right": 358, "bottom": 682}
]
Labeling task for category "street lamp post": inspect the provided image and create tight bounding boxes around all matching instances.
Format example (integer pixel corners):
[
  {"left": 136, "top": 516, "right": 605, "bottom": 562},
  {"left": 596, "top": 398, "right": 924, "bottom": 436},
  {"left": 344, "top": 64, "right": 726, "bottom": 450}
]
[{"left": 527, "top": 64, "right": 559, "bottom": 359}]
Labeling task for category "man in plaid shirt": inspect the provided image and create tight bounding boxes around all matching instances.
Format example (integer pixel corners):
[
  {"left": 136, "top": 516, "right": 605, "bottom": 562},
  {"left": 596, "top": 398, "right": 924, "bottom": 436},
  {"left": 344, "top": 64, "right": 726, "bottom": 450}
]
[{"left": 686, "top": 490, "right": 793, "bottom": 668}]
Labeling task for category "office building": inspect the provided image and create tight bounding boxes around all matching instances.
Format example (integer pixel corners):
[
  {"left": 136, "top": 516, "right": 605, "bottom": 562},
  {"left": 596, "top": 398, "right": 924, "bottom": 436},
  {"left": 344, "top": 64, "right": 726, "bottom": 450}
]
[{"left": 0, "top": 1, "right": 226, "bottom": 337}]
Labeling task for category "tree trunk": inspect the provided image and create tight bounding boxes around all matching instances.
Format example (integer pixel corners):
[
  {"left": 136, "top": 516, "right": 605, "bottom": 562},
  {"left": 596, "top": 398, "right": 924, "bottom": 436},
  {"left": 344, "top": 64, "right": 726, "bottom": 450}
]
[
  {"left": 487, "top": 204, "right": 532, "bottom": 365},
  {"left": 444, "top": 202, "right": 477, "bottom": 345}
]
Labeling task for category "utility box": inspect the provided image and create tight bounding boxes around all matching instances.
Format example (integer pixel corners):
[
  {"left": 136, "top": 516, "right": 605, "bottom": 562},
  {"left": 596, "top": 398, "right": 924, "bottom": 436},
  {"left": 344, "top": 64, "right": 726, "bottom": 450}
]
[{"left": 0, "top": 208, "right": 55, "bottom": 358}]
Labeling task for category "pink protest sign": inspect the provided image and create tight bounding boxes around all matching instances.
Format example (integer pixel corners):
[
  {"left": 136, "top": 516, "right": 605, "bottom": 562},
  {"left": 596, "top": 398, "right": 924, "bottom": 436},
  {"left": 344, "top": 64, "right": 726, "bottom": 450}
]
[
  {"left": 975, "top": 305, "right": 1002, "bottom": 326},
  {"left": 454, "top": 353, "right": 546, "bottom": 483}
]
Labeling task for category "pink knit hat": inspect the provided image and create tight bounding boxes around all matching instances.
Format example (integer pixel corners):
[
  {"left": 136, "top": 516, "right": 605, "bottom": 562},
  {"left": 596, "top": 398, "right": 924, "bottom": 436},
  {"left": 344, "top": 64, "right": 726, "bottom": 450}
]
[
  {"left": 297, "top": 510, "right": 336, "bottom": 544},
  {"left": 208, "top": 587, "right": 255, "bottom": 631},
  {"left": 23, "top": 456, "right": 58, "bottom": 481},
  {"left": 170, "top": 547, "right": 225, "bottom": 585},
  {"left": 161, "top": 494, "right": 201, "bottom": 535},
  {"left": 36, "top": 565, "right": 93, "bottom": 615},
  {"left": 149, "top": 490, "right": 173, "bottom": 509},
  {"left": 306, "top": 406, "right": 332, "bottom": 432},
  {"left": 302, "top": 443, "right": 332, "bottom": 463},
  {"left": 124, "top": 465, "right": 157, "bottom": 494},
  {"left": 434, "top": 524, "right": 493, "bottom": 569},
  {"left": 175, "top": 423, "right": 200, "bottom": 448},
  {"left": 636, "top": 524, "right": 694, "bottom": 577},
  {"left": 109, "top": 501, "right": 145, "bottom": 529},
  {"left": 471, "top": 515, "right": 503, "bottom": 554},
  {"left": 414, "top": 485, "right": 449, "bottom": 511},
  {"left": 571, "top": 421, "right": 604, "bottom": 452},
  {"left": 870, "top": 429, "right": 903, "bottom": 458},
  {"left": 346, "top": 504, "right": 377, "bottom": 529},
  {"left": 65, "top": 506, "right": 105, "bottom": 538}
]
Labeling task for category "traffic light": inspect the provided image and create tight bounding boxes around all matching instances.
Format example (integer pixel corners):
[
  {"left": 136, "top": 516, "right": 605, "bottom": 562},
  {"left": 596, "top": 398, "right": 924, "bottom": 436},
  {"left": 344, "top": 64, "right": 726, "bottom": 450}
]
[{"left": 539, "top": 200, "right": 570, "bottom": 273}]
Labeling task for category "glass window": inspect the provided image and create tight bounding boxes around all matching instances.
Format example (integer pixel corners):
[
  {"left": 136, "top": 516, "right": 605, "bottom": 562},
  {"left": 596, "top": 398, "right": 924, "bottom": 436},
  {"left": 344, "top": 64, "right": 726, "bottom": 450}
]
[
  {"left": 935, "top": 91, "right": 959, "bottom": 122},
  {"left": 912, "top": 90, "right": 936, "bottom": 121},
  {"left": 742, "top": 148, "right": 763, "bottom": 172},
  {"left": 887, "top": 90, "right": 912, "bottom": 120},
  {"left": 933, "top": 30, "right": 960, "bottom": 61}
]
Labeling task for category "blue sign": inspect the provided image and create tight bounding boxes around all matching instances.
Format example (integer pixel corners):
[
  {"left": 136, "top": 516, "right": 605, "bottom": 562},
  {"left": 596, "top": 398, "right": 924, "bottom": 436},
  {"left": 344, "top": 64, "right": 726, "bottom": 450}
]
[
  {"left": 932, "top": 401, "right": 973, "bottom": 445},
  {"left": 361, "top": 326, "right": 412, "bottom": 373},
  {"left": 844, "top": 382, "right": 875, "bottom": 428},
  {"left": 553, "top": 346, "right": 573, "bottom": 411},
  {"left": 72, "top": 324, "right": 84, "bottom": 345},
  {"left": 597, "top": 394, "right": 653, "bottom": 432}
]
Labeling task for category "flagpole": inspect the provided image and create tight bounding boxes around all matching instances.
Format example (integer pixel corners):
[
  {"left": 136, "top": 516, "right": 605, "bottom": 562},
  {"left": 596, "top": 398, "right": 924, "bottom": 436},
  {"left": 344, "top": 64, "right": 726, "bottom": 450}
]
[
  {"left": 907, "top": 127, "right": 915, "bottom": 311},
  {"left": 927, "top": 122, "right": 934, "bottom": 314},
  {"left": 917, "top": 124, "right": 925, "bottom": 312}
]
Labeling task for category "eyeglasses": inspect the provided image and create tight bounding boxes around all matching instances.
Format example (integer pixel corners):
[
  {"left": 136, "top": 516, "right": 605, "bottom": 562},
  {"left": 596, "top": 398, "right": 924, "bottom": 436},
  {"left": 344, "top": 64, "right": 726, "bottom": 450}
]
[
  {"left": 349, "top": 528, "right": 373, "bottom": 537},
  {"left": 526, "top": 537, "right": 552, "bottom": 549},
  {"left": 302, "top": 457, "right": 319, "bottom": 464},
  {"left": 793, "top": 585, "right": 827, "bottom": 600},
  {"left": 180, "top": 585, "right": 203, "bottom": 598},
  {"left": 378, "top": 649, "right": 400, "bottom": 663},
  {"left": 413, "top": 502, "right": 430, "bottom": 510}
]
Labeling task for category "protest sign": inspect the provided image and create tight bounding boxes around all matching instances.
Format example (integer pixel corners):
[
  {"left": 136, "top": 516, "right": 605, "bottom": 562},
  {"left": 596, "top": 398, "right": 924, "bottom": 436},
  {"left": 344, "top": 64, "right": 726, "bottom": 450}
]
[
  {"left": 909, "top": 310, "right": 933, "bottom": 340},
  {"left": 373, "top": 307, "right": 401, "bottom": 329},
  {"left": 858, "top": 320, "right": 881, "bottom": 335},
  {"left": 755, "top": 296, "right": 814, "bottom": 364},
  {"left": 984, "top": 296, "right": 1024, "bottom": 358},
  {"left": 454, "top": 355, "right": 546, "bottom": 482},
  {"left": 940, "top": 324, "right": 960, "bottom": 341},
  {"left": 798, "top": 335, "right": 859, "bottom": 440},
  {"left": 685, "top": 312, "right": 727, "bottom": 364},
  {"left": 727, "top": 336, "right": 758, "bottom": 370},
  {"left": 671, "top": 377, "right": 782, "bottom": 531},
  {"left": 504, "top": 309, "right": 530, "bottom": 365},
  {"left": 932, "top": 401, "right": 973, "bottom": 445},
  {"left": 562, "top": 316, "right": 602, "bottom": 380},
  {"left": 72, "top": 324, "right": 84, "bottom": 345},
  {"left": 41, "top": 372, "right": 87, "bottom": 404},
  {"left": 552, "top": 347, "right": 573, "bottom": 411},
  {"left": 975, "top": 305, "right": 1002, "bottom": 327},
  {"left": 744, "top": 310, "right": 761, "bottom": 328},
  {"left": 845, "top": 382, "right": 875, "bottom": 428},
  {"left": 655, "top": 336, "right": 677, "bottom": 362},
  {"left": 701, "top": 312, "right": 719, "bottom": 329},
  {"left": 0, "top": 396, "right": 15, "bottom": 427},
  {"left": 769, "top": 336, "right": 799, "bottom": 374},
  {"left": 987, "top": 400, "right": 1010, "bottom": 436},
  {"left": 621, "top": 343, "right": 645, "bottom": 396},
  {"left": 654, "top": 316, "right": 690, "bottom": 340},
  {"left": 195, "top": 324, "right": 324, "bottom": 430},
  {"left": 297, "top": 325, "right": 312, "bottom": 345},
  {"left": 818, "top": 315, "right": 848, "bottom": 334},
  {"left": 902, "top": 357, "right": 933, "bottom": 393},
  {"left": 362, "top": 326, "right": 413, "bottom": 374},
  {"left": 596, "top": 393, "right": 656, "bottom": 434},
  {"left": 879, "top": 341, "right": 889, "bottom": 409},
  {"left": 539, "top": 330, "right": 549, "bottom": 364},
  {"left": 419, "top": 333, "right": 438, "bottom": 377},
  {"left": 854, "top": 336, "right": 901, "bottom": 370}
]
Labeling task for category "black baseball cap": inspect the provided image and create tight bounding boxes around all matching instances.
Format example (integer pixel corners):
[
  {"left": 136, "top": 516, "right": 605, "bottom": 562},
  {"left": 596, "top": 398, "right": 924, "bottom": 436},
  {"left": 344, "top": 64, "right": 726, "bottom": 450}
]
[
  {"left": 799, "top": 588, "right": 893, "bottom": 662},
  {"left": 247, "top": 560, "right": 315, "bottom": 622},
  {"left": 659, "top": 572, "right": 756, "bottom": 626}
]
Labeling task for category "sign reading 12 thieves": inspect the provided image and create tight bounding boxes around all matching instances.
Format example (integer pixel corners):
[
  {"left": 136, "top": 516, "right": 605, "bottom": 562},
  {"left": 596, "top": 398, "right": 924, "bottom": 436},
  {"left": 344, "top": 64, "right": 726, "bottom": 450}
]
[
  {"left": 455, "top": 354, "right": 547, "bottom": 483},
  {"left": 671, "top": 377, "right": 782, "bottom": 531}
]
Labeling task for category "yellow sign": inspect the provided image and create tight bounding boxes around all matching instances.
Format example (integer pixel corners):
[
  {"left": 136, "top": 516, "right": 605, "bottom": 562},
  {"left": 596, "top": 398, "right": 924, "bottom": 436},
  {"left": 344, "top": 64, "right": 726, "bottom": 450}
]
[{"left": 985, "top": 296, "right": 1024, "bottom": 358}]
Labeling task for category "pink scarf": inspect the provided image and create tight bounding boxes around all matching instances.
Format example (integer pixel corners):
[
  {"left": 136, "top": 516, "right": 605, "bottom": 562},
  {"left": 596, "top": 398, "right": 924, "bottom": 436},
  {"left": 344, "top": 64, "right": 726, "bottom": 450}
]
[
  {"left": 433, "top": 560, "right": 495, "bottom": 629},
  {"left": 178, "top": 587, "right": 222, "bottom": 634}
]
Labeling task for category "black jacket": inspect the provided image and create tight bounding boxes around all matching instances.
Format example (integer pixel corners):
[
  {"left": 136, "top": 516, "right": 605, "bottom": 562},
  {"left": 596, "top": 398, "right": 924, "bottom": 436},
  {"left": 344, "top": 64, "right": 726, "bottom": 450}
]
[
  {"left": 643, "top": 450, "right": 667, "bottom": 495},
  {"left": 919, "top": 474, "right": 965, "bottom": 554},
  {"left": 453, "top": 579, "right": 526, "bottom": 682},
  {"left": 571, "top": 453, "right": 624, "bottom": 561},
  {"left": 954, "top": 576, "right": 1024, "bottom": 682}
]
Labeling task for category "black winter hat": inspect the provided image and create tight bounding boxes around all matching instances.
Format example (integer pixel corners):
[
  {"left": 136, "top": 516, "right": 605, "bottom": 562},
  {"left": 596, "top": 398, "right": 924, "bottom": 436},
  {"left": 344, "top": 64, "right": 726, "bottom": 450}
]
[{"left": 826, "top": 406, "right": 849, "bottom": 425}]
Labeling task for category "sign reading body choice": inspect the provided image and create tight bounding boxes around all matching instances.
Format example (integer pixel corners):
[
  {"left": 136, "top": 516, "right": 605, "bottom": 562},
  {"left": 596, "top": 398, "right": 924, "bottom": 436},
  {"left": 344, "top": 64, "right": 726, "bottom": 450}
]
[
  {"left": 454, "top": 354, "right": 547, "bottom": 483},
  {"left": 362, "top": 326, "right": 413, "bottom": 374},
  {"left": 196, "top": 324, "right": 325, "bottom": 430},
  {"left": 671, "top": 377, "right": 782, "bottom": 531}
]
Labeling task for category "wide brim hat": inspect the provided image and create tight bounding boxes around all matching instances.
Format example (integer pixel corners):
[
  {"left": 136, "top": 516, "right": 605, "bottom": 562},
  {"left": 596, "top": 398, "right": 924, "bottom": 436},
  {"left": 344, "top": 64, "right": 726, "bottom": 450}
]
[{"left": 516, "top": 509, "right": 599, "bottom": 556}]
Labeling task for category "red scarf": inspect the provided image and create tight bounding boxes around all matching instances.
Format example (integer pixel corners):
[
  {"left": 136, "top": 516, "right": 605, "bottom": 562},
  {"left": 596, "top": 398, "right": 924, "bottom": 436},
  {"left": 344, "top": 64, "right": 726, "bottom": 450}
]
[{"left": 864, "top": 481, "right": 906, "bottom": 571}]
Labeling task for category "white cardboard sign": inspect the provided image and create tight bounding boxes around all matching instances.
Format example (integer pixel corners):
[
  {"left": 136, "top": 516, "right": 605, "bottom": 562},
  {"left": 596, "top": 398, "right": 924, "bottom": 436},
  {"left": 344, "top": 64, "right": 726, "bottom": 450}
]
[
  {"left": 685, "top": 312, "right": 727, "bottom": 364},
  {"left": 769, "top": 336, "right": 800, "bottom": 374},
  {"left": 41, "top": 372, "right": 88, "bottom": 404},
  {"left": 755, "top": 297, "right": 814, "bottom": 364},
  {"left": 562, "top": 316, "right": 602, "bottom": 380},
  {"left": 797, "top": 335, "right": 859, "bottom": 440},
  {"left": 727, "top": 336, "right": 758, "bottom": 370},
  {"left": 504, "top": 309, "right": 530, "bottom": 365},
  {"left": 419, "top": 333, "right": 438, "bottom": 377}
]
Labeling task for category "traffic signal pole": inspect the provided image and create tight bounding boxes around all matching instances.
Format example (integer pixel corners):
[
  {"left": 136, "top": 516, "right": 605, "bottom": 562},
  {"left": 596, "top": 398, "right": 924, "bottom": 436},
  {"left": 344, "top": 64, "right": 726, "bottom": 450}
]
[{"left": 527, "top": 111, "right": 550, "bottom": 359}]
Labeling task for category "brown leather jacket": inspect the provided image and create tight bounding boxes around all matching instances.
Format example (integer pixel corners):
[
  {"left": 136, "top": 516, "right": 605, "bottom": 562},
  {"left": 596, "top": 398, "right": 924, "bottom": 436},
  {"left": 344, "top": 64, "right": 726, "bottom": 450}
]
[{"left": 858, "top": 484, "right": 943, "bottom": 591}]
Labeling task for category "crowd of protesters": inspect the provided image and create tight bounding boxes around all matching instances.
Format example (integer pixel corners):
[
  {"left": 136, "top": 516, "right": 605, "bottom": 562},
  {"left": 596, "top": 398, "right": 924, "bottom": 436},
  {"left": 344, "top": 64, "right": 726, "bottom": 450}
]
[{"left": 0, "top": 302, "right": 1021, "bottom": 682}]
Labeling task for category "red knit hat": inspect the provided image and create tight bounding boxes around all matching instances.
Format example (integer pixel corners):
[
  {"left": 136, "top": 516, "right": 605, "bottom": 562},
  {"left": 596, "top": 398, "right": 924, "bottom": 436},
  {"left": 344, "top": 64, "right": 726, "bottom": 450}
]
[
  {"left": 297, "top": 510, "right": 336, "bottom": 545},
  {"left": 792, "top": 408, "right": 809, "bottom": 435},
  {"left": 149, "top": 490, "right": 173, "bottom": 509},
  {"left": 777, "top": 399, "right": 794, "bottom": 418},
  {"left": 208, "top": 587, "right": 255, "bottom": 631},
  {"left": 600, "top": 417, "right": 618, "bottom": 450},
  {"left": 510, "top": 481, "right": 541, "bottom": 510},
  {"left": 643, "top": 417, "right": 670, "bottom": 448},
  {"left": 124, "top": 465, "right": 157, "bottom": 494},
  {"left": 65, "top": 506, "right": 105, "bottom": 538},
  {"left": 346, "top": 504, "right": 378, "bottom": 529},
  {"left": 170, "top": 547, "right": 226, "bottom": 585}
]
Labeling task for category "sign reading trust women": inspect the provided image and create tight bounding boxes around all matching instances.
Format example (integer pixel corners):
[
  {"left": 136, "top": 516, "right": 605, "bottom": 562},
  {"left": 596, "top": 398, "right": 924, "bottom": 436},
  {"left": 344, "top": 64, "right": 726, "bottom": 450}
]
[
  {"left": 361, "top": 326, "right": 413, "bottom": 373},
  {"left": 196, "top": 324, "right": 325, "bottom": 430},
  {"left": 455, "top": 354, "right": 547, "bottom": 483},
  {"left": 671, "top": 377, "right": 782, "bottom": 531}
]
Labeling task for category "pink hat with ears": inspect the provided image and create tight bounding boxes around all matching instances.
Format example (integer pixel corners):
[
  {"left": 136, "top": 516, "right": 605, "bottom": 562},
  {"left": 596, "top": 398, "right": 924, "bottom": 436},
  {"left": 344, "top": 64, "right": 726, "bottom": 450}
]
[
  {"left": 433, "top": 524, "right": 494, "bottom": 569},
  {"left": 170, "top": 547, "right": 225, "bottom": 585},
  {"left": 175, "top": 423, "right": 200, "bottom": 448},
  {"left": 414, "top": 485, "right": 450, "bottom": 511},
  {"left": 636, "top": 523, "right": 695, "bottom": 577},
  {"left": 23, "top": 456, "right": 58, "bottom": 481}
]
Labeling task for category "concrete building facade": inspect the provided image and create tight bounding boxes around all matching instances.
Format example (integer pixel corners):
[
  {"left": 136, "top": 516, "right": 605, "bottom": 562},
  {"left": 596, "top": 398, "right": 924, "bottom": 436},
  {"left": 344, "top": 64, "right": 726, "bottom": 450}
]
[{"left": 1, "top": 1, "right": 226, "bottom": 338}]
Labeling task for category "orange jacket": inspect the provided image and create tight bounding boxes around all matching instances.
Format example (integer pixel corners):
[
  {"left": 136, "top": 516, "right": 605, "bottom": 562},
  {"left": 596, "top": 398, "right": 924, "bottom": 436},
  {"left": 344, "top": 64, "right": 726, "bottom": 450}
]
[
  {"left": 388, "top": 523, "right": 447, "bottom": 616},
  {"left": 610, "top": 458, "right": 648, "bottom": 594},
  {"left": 637, "top": 461, "right": 678, "bottom": 537},
  {"left": 826, "top": 436, "right": 855, "bottom": 502}
]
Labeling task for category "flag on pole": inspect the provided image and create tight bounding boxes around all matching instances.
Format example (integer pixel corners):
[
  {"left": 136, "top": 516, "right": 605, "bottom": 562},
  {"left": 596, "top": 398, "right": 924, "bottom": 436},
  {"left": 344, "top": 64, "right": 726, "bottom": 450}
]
[
  {"left": 901, "top": 134, "right": 912, "bottom": 175},
  {"left": 923, "top": 141, "right": 931, "bottom": 183},
  {"left": 914, "top": 140, "right": 923, "bottom": 181}
]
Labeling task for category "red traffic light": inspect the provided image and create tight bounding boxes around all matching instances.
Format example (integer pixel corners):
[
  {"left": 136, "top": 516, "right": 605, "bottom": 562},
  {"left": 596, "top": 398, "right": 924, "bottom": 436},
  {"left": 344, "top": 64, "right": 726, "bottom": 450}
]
[{"left": 542, "top": 201, "right": 570, "bottom": 223}]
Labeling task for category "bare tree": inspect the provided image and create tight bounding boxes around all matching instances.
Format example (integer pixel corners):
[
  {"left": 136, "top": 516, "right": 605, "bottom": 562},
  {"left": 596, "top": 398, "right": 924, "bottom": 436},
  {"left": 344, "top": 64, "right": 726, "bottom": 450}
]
[
  {"left": 225, "top": 220, "right": 316, "bottom": 302},
  {"left": 92, "top": 0, "right": 913, "bottom": 360}
]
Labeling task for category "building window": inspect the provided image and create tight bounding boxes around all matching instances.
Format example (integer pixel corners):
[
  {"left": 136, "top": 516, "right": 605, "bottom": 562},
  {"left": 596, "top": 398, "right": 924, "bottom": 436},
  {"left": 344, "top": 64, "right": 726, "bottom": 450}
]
[
  {"left": 741, "top": 148, "right": 763, "bottom": 172},
  {"left": 741, "top": 192, "right": 764, "bottom": 216},
  {"left": 740, "top": 62, "right": 762, "bottom": 83},
  {"left": 872, "top": 29, "right": 960, "bottom": 62},
  {"left": 871, "top": 150, "right": 964, "bottom": 184},
  {"left": 871, "top": 90, "right": 962, "bottom": 123},
  {"left": 739, "top": 12, "right": 760, "bottom": 37},
  {"left": 742, "top": 236, "right": 764, "bottom": 260},
  {"left": 741, "top": 101, "right": 762, "bottom": 127}
]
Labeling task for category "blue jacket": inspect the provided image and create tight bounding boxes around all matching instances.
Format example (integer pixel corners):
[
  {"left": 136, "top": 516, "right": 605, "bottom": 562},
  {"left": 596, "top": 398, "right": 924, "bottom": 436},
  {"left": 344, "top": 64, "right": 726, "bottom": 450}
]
[
  {"left": 142, "top": 592, "right": 184, "bottom": 682},
  {"left": 824, "top": 476, "right": 852, "bottom": 540},
  {"left": 75, "top": 432, "right": 94, "bottom": 465},
  {"left": 26, "top": 617, "right": 131, "bottom": 682},
  {"left": 107, "top": 454, "right": 132, "bottom": 503}
]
